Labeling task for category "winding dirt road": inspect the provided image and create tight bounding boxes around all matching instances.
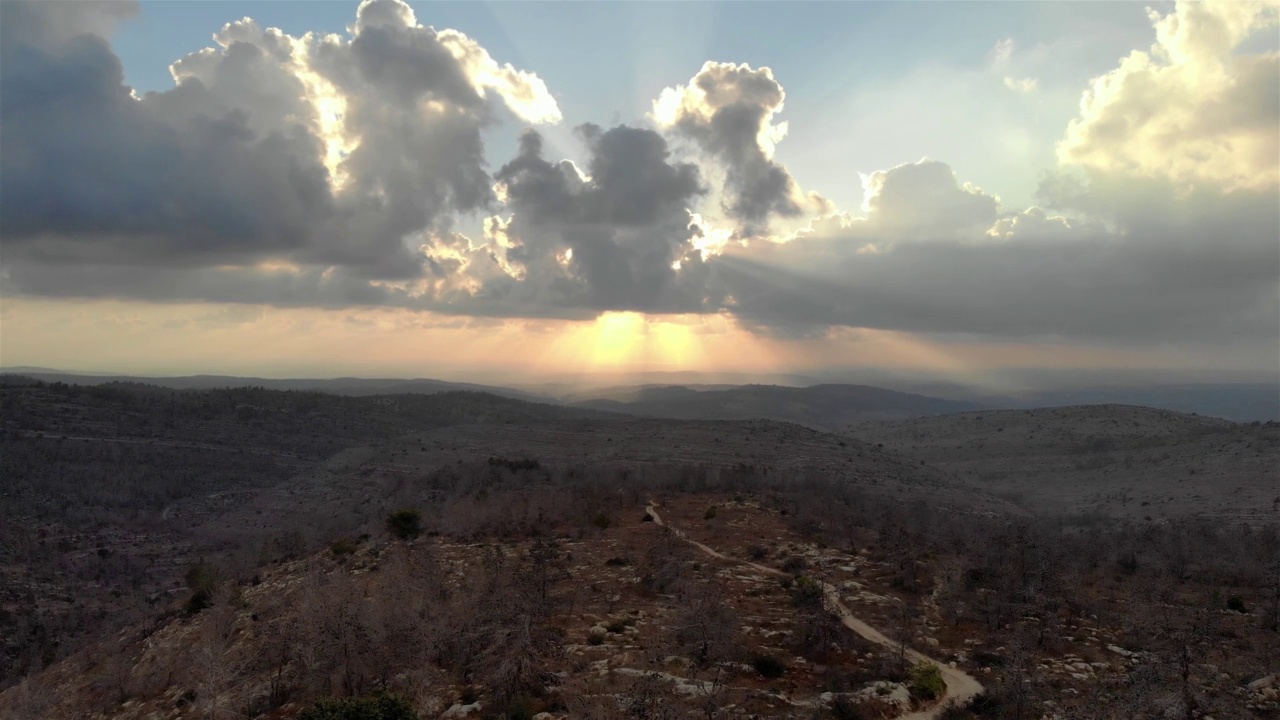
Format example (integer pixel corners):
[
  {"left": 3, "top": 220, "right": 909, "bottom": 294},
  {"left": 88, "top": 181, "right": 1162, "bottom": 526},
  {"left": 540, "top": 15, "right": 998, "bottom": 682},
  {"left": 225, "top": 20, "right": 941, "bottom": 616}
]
[{"left": 645, "top": 502, "right": 983, "bottom": 719}]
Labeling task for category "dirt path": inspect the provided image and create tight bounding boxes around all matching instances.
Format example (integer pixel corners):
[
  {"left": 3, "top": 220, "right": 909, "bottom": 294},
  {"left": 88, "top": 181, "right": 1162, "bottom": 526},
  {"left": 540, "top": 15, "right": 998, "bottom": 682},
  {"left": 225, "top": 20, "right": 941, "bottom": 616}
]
[{"left": 645, "top": 502, "right": 983, "bottom": 719}]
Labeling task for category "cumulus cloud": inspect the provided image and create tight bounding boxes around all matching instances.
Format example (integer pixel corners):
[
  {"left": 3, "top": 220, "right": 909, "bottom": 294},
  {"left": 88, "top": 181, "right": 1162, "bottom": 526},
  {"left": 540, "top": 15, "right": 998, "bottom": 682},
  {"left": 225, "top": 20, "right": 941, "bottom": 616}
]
[
  {"left": 0, "top": 0, "right": 560, "bottom": 288},
  {"left": 715, "top": 159, "right": 1278, "bottom": 341},
  {"left": 467, "top": 125, "right": 713, "bottom": 314},
  {"left": 1058, "top": 0, "right": 1279, "bottom": 191},
  {"left": 859, "top": 160, "right": 999, "bottom": 237},
  {"left": 652, "top": 62, "right": 825, "bottom": 234},
  {"left": 1, "top": 0, "right": 1276, "bottom": 357}
]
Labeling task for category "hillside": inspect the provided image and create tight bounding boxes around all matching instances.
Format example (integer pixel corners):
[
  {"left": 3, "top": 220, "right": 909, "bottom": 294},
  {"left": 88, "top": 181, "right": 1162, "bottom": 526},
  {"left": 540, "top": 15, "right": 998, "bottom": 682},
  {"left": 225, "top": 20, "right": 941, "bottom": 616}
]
[
  {"left": 849, "top": 405, "right": 1280, "bottom": 519},
  {"left": 1, "top": 369, "right": 547, "bottom": 403},
  {"left": 0, "top": 378, "right": 1001, "bottom": 689},
  {"left": 0, "top": 379, "right": 611, "bottom": 685},
  {"left": 573, "top": 384, "right": 983, "bottom": 430},
  {"left": 4, "top": 487, "right": 1276, "bottom": 720}
]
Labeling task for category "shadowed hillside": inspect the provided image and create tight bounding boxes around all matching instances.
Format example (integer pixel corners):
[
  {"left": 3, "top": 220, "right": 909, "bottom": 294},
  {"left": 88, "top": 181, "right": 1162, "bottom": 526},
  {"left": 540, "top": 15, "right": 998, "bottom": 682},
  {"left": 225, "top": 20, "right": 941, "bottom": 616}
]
[
  {"left": 573, "top": 384, "right": 983, "bottom": 430},
  {"left": 849, "top": 405, "right": 1280, "bottom": 519}
]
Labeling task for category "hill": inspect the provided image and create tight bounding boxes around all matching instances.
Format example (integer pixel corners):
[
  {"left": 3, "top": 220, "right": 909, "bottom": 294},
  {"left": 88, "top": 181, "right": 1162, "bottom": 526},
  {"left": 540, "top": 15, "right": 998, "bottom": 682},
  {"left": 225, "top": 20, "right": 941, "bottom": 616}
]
[
  {"left": 0, "top": 377, "right": 1002, "bottom": 688},
  {"left": 572, "top": 384, "right": 983, "bottom": 430},
  {"left": 0, "top": 378, "right": 608, "bottom": 685},
  {"left": 849, "top": 405, "right": 1280, "bottom": 519},
  {"left": 0, "top": 369, "right": 547, "bottom": 403}
]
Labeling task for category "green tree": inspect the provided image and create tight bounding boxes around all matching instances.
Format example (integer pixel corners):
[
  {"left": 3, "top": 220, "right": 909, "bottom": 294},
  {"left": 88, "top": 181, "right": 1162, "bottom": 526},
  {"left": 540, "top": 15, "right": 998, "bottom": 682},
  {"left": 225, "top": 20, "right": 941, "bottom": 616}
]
[{"left": 386, "top": 509, "right": 422, "bottom": 540}]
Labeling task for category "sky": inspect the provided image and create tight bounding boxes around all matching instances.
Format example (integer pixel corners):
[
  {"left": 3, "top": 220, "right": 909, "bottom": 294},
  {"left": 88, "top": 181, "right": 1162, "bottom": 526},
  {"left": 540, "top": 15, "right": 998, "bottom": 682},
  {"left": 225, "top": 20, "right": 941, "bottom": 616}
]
[{"left": 0, "top": 0, "right": 1277, "bottom": 388}]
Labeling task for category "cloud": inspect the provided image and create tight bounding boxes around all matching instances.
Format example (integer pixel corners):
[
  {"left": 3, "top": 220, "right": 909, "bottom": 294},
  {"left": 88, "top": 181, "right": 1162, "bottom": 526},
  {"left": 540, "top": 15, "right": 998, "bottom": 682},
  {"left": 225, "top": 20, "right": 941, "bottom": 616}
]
[
  {"left": 990, "top": 38, "right": 1039, "bottom": 94},
  {"left": 0, "top": 0, "right": 560, "bottom": 286},
  {"left": 713, "top": 157, "right": 1278, "bottom": 343},
  {"left": 1003, "top": 76, "right": 1038, "bottom": 93},
  {"left": 466, "top": 125, "right": 713, "bottom": 315},
  {"left": 0, "top": 0, "right": 1275, "bottom": 361},
  {"left": 1058, "top": 0, "right": 1279, "bottom": 191},
  {"left": 859, "top": 160, "right": 999, "bottom": 237},
  {"left": 652, "top": 61, "right": 825, "bottom": 234}
]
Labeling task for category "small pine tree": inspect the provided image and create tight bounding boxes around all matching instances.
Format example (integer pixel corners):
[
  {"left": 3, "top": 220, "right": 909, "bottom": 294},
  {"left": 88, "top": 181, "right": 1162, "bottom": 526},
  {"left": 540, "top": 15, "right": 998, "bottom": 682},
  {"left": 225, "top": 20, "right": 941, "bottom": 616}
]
[
  {"left": 908, "top": 661, "right": 946, "bottom": 701},
  {"left": 386, "top": 509, "right": 422, "bottom": 540}
]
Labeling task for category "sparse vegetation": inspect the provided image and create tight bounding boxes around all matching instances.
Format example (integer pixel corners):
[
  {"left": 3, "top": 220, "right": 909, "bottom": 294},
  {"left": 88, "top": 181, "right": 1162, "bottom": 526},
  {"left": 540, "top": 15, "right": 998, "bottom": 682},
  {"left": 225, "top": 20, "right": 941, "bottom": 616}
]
[
  {"left": 908, "top": 661, "right": 946, "bottom": 701},
  {"left": 790, "top": 576, "right": 823, "bottom": 608},
  {"left": 1, "top": 377, "right": 1276, "bottom": 719},
  {"left": 751, "top": 654, "right": 785, "bottom": 679},
  {"left": 386, "top": 509, "right": 423, "bottom": 540},
  {"left": 183, "top": 562, "right": 220, "bottom": 615},
  {"left": 299, "top": 694, "right": 417, "bottom": 720},
  {"left": 781, "top": 555, "right": 808, "bottom": 575},
  {"left": 330, "top": 538, "right": 358, "bottom": 556}
]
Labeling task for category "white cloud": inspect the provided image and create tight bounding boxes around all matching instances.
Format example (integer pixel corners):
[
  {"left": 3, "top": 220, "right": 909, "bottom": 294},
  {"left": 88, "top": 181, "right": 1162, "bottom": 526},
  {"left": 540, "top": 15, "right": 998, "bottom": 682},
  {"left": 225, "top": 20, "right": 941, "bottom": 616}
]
[
  {"left": 1003, "top": 76, "right": 1038, "bottom": 93},
  {"left": 1058, "top": 0, "right": 1280, "bottom": 191},
  {"left": 652, "top": 61, "right": 826, "bottom": 234}
]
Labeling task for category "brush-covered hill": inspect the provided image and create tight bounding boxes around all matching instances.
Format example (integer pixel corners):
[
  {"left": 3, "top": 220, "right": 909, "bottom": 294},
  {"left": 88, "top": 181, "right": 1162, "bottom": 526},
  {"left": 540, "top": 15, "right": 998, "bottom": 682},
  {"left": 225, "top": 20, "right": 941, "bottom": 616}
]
[
  {"left": 0, "top": 378, "right": 612, "bottom": 686},
  {"left": 1, "top": 369, "right": 547, "bottom": 402},
  {"left": 849, "top": 405, "right": 1280, "bottom": 519},
  {"left": 572, "top": 384, "right": 983, "bottom": 430},
  {"left": 0, "top": 378, "right": 1005, "bottom": 689}
]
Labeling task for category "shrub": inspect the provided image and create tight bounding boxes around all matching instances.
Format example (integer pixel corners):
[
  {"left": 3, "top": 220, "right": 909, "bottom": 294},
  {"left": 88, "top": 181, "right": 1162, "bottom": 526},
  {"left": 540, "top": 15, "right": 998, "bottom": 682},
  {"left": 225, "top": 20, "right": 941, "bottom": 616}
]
[
  {"left": 299, "top": 694, "right": 417, "bottom": 720},
  {"left": 606, "top": 619, "right": 630, "bottom": 633},
  {"left": 459, "top": 687, "right": 480, "bottom": 705},
  {"left": 704, "top": 506, "right": 718, "bottom": 520},
  {"left": 971, "top": 649, "right": 1006, "bottom": 668},
  {"left": 908, "top": 662, "right": 946, "bottom": 701},
  {"left": 747, "top": 545, "right": 768, "bottom": 560},
  {"left": 781, "top": 556, "right": 808, "bottom": 575},
  {"left": 937, "top": 701, "right": 970, "bottom": 720},
  {"left": 752, "top": 654, "right": 785, "bottom": 679},
  {"left": 791, "top": 576, "right": 824, "bottom": 608},
  {"left": 587, "top": 633, "right": 605, "bottom": 646},
  {"left": 185, "top": 589, "right": 214, "bottom": 615},
  {"left": 386, "top": 509, "right": 422, "bottom": 540},
  {"left": 330, "top": 538, "right": 358, "bottom": 556},
  {"left": 184, "top": 562, "right": 220, "bottom": 615},
  {"left": 592, "top": 513, "right": 612, "bottom": 530},
  {"left": 967, "top": 690, "right": 1002, "bottom": 716},
  {"left": 505, "top": 695, "right": 536, "bottom": 720},
  {"left": 829, "top": 696, "right": 863, "bottom": 720},
  {"left": 604, "top": 556, "right": 632, "bottom": 567},
  {"left": 1227, "top": 595, "right": 1248, "bottom": 613}
]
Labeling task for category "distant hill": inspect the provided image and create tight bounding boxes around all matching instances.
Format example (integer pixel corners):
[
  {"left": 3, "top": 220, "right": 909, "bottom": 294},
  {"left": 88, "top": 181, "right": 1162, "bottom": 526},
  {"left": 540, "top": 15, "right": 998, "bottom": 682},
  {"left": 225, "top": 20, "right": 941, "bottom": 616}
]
[
  {"left": 571, "top": 383, "right": 983, "bottom": 429},
  {"left": 1009, "top": 383, "right": 1280, "bottom": 423},
  {"left": 0, "top": 368, "right": 548, "bottom": 403},
  {"left": 849, "top": 404, "right": 1280, "bottom": 519}
]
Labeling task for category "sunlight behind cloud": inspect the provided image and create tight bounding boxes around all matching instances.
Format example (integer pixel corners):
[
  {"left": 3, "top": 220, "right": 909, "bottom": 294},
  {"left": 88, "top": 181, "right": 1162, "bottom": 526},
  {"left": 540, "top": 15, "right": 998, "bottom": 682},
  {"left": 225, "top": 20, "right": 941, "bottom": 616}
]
[{"left": 537, "top": 312, "right": 712, "bottom": 374}]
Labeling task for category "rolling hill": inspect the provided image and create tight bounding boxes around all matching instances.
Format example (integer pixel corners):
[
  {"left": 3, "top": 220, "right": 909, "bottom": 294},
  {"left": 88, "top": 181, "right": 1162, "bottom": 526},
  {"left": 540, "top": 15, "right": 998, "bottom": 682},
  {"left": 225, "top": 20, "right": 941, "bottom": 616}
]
[{"left": 572, "top": 383, "right": 984, "bottom": 430}]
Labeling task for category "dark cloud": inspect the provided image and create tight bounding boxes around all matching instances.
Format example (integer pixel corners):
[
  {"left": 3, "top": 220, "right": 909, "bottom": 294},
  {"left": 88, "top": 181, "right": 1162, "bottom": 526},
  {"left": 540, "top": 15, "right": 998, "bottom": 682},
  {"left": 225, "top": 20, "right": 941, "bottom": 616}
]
[
  {"left": 0, "top": 0, "right": 557, "bottom": 285},
  {"left": 475, "top": 125, "right": 712, "bottom": 313},
  {"left": 654, "top": 62, "right": 816, "bottom": 233},
  {"left": 716, "top": 173, "right": 1279, "bottom": 343},
  {"left": 0, "top": 0, "right": 1275, "bottom": 358},
  {"left": 0, "top": 5, "right": 333, "bottom": 266}
]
